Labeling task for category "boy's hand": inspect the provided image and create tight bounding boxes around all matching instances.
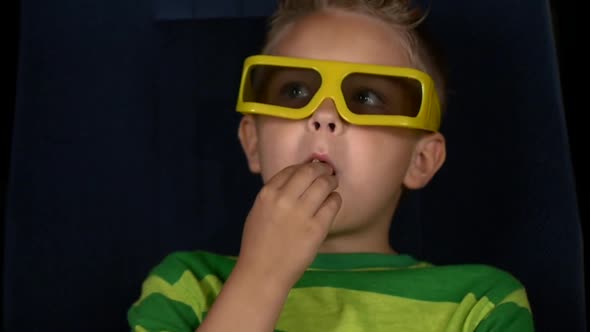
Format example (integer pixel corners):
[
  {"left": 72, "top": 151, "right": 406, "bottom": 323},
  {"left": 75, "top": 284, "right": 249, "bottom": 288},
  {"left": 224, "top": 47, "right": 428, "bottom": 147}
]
[{"left": 236, "top": 161, "right": 342, "bottom": 291}]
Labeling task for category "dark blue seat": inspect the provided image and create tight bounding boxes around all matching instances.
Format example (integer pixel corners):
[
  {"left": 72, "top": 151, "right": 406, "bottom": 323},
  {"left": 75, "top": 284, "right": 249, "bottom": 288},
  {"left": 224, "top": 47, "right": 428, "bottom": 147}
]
[{"left": 4, "top": 1, "right": 585, "bottom": 331}]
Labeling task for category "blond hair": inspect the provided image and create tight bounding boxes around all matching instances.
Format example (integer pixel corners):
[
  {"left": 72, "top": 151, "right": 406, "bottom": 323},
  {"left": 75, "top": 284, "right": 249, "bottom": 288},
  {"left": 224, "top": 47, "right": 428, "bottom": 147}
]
[{"left": 261, "top": 0, "right": 448, "bottom": 112}]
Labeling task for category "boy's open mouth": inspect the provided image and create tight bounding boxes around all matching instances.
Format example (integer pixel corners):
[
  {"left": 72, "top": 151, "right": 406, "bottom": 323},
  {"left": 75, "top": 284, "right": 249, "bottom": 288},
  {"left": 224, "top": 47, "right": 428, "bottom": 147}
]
[{"left": 307, "top": 154, "right": 337, "bottom": 175}]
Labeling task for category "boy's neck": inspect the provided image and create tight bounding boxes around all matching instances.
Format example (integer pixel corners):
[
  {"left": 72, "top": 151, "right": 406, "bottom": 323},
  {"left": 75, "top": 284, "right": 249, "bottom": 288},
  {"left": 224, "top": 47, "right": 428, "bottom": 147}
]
[
  {"left": 318, "top": 197, "right": 400, "bottom": 255},
  {"left": 318, "top": 224, "right": 397, "bottom": 255}
]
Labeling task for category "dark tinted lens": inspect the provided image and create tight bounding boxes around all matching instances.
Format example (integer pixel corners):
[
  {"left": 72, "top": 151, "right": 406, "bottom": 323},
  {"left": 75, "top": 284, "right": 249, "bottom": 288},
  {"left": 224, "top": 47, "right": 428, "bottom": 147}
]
[
  {"left": 342, "top": 73, "right": 422, "bottom": 117},
  {"left": 246, "top": 65, "right": 321, "bottom": 109}
]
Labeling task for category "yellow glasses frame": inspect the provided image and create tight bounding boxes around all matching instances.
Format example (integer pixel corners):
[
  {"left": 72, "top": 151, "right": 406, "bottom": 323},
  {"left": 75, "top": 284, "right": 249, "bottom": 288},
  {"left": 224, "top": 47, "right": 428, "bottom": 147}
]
[{"left": 236, "top": 55, "right": 441, "bottom": 132}]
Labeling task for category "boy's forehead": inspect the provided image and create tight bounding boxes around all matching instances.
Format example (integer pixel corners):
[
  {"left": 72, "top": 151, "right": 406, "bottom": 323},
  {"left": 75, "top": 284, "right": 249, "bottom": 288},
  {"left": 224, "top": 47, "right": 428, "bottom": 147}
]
[{"left": 270, "top": 9, "right": 412, "bottom": 68}]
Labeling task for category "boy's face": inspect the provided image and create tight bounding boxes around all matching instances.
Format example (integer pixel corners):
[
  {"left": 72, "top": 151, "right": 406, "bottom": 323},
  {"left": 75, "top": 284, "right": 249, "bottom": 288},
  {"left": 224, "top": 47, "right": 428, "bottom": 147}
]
[{"left": 239, "top": 10, "right": 445, "bottom": 251}]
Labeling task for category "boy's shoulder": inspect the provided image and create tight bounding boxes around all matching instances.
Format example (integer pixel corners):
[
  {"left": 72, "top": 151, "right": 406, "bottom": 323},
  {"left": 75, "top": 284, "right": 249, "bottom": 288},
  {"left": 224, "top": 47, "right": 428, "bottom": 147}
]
[
  {"left": 129, "top": 251, "right": 236, "bottom": 328},
  {"left": 415, "top": 261, "right": 529, "bottom": 306},
  {"left": 146, "top": 250, "right": 237, "bottom": 283},
  {"left": 422, "top": 261, "right": 523, "bottom": 283}
]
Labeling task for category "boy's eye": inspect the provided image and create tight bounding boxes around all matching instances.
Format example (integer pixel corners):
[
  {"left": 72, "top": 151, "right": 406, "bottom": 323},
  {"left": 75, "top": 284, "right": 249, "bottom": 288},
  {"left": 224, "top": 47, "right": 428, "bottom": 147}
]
[
  {"left": 280, "top": 82, "right": 311, "bottom": 99},
  {"left": 353, "top": 90, "right": 385, "bottom": 107},
  {"left": 271, "top": 82, "right": 313, "bottom": 108}
]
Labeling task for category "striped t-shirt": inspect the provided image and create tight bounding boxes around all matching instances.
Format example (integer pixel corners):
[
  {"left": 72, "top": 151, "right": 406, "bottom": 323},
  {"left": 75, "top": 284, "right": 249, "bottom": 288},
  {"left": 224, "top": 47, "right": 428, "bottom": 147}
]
[{"left": 128, "top": 251, "right": 534, "bottom": 332}]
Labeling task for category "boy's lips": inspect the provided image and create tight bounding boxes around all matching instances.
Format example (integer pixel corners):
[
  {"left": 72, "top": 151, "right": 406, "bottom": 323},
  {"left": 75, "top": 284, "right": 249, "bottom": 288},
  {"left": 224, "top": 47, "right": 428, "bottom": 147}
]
[{"left": 306, "top": 153, "right": 337, "bottom": 175}]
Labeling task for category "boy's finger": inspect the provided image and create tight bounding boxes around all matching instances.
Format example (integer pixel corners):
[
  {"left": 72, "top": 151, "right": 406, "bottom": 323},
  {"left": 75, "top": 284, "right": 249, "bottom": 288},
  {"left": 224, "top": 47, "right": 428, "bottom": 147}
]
[
  {"left": 298, "top": 174, "right": 339, "bottom": 216},
  {"left": 264, "top": 164, "right": 299, "bottom": 190},
  {"left": 313, "top": 191, "right": 342, "bottom": 231},
  {"left": 282, "top": 162, "right": 334, "bottom": 199}
]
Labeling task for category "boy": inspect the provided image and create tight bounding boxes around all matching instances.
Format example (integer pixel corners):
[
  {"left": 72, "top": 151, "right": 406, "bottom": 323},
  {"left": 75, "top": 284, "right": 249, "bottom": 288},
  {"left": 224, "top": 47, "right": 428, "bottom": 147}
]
[{"left": 128, "top": 1, "right": 534, "bottom": 331}]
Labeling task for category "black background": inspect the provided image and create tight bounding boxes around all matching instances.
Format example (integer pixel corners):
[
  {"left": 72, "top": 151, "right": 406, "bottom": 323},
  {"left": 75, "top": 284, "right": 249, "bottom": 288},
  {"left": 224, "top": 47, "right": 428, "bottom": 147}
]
[
  {"left": 2, "top": 0, "right": 586, "bottom": 326},
  {"left": 549, "top": 2, "right": 587, "bottom": 299}
]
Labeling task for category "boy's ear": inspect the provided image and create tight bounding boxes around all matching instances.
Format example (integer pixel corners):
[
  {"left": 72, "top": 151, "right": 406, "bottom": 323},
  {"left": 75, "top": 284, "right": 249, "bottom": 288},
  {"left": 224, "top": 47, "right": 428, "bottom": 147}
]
[
  {"left": 238, "top": 115, "right": 261, "bottom": 174},
  {"left": 403, "top": 132, "right": 446, "bottom": 189}
]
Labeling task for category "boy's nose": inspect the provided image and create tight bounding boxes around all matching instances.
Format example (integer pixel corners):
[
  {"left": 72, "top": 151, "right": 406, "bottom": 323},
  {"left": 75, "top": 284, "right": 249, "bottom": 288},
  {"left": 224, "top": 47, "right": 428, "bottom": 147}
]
[{"left": 307, "top": 99, "right": 344, "bottom": 135}]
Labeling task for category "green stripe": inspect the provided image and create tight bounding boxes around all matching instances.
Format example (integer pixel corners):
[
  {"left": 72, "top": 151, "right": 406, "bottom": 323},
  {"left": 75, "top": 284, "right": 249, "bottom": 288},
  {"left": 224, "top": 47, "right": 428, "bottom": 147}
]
[
  {"left": 132, "top": 272, "right": 224, "bottom": 323},
  {"left": 499, "top": 289, "right": 531, "bottom": 311},
  {"left": 148, "top": 251, "right": 236, "bottom": 284},
  {"left": 277, "top": 287, "right": 459, "bottom": 332},
  {"left": 309, "top": 252, "right": 420, "bottom": 269},
  {"left": 295, "top": 264, "right": 523, "bottom": 303},
  {"left": 474, "top": 302, "right": 534, "bottom": 331},
  {"left": 128, "top": 293, "right": 198, "bottom": 332}
]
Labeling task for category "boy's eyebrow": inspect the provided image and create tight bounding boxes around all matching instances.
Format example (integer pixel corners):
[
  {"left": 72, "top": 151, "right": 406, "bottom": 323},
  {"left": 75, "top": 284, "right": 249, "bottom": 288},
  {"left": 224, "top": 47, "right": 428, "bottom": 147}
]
[{"left": 251, "top": 66, "right": 320, "bottom": 93}]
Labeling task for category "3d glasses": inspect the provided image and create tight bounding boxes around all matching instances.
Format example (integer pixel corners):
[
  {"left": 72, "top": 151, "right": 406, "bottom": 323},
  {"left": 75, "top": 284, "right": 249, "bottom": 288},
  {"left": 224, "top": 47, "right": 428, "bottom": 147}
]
[{"left": 236, "top": 55, "right": 441, "bottom": 131}]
